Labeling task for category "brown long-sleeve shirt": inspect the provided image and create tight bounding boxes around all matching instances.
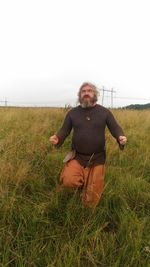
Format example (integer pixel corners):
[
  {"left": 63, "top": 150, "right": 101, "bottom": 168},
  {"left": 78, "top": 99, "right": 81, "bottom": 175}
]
[{"left": 56, "top": 104, "right": 124, "bottom": 167}]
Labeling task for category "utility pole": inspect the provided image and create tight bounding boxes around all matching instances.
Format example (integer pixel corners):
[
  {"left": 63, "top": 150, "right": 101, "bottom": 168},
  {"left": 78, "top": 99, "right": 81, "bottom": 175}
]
[
  {"left": 111, "top": 88, "right": 114, "bottom": 108},
  {"left": 100, "top": 87, "right": 116, "bottom": 107},
  {"left": 101, "top": 86, "right": 105, "bottom": 105},
  {"left": 5, "top": 97, "right": 7, "bottom": 107}
]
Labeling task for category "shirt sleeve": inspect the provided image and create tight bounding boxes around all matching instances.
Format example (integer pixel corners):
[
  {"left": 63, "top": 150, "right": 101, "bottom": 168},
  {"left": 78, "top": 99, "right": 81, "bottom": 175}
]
[
  {"left": 106, "top": 110, "right": 124, "bottom": 141},
  {"left": 55, "top": 111, "right": 72, "bottom": 147}
]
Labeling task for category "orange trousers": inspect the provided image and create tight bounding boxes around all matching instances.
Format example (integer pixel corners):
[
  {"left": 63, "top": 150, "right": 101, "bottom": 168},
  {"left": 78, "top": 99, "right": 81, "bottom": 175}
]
[{"left": 60, "top": 159, "right": 105, "bottom": 207}]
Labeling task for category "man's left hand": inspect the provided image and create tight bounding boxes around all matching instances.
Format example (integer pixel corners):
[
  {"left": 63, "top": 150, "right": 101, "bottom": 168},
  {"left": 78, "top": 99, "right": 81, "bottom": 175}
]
[{"left": 118, "top": 136, "right": 127, "bottom": 145}]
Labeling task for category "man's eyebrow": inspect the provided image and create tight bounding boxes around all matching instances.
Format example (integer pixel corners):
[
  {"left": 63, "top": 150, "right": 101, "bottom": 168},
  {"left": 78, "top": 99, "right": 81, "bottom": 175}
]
[{"left": 82, "top": 88, "right": 93, "bottom": 91}]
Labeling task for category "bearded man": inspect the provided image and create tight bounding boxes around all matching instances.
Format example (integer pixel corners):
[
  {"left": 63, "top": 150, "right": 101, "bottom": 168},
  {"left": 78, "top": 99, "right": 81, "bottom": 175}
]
[{"left": 50, "top": 82, "right": 127, "bottom": 207}]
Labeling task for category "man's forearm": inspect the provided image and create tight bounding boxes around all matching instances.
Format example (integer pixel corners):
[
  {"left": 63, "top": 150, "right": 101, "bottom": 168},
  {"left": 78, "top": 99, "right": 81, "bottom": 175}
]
[{"left": 55, "top": 112, "right": 72, "bottom": 147}]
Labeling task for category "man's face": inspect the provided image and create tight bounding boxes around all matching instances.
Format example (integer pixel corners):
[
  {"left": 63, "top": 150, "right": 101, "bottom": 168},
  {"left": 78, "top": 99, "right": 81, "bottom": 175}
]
[{"left": 80, "top": 85, "right": 96, "bottom": 107}]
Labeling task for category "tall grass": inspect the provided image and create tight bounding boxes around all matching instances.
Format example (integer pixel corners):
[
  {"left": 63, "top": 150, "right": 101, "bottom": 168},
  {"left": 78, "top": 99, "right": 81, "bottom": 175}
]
[{"left": 0, "top": 107, "right": 150, "bottom": 267}]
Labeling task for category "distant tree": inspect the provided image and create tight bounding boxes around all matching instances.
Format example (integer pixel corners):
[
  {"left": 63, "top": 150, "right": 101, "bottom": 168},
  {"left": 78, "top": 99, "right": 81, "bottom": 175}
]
[{"left": 123, "top": 103, "right": 150, "bottom": 110}]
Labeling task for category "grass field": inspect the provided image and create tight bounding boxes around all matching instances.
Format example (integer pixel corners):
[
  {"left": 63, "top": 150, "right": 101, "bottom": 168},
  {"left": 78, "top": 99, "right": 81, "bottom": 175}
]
[{"left": 0, "top": 107, "right": 150, "bottom": 267}]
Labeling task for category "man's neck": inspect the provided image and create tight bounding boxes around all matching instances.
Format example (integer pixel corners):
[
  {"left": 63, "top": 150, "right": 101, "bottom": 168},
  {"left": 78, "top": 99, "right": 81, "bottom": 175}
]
[{"left": 80, "top": 103, "right": 97, "bottom": 109}]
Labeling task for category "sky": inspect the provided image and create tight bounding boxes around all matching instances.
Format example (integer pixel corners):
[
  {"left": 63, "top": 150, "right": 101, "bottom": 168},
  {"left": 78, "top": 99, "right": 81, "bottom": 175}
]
[{"left": 0, "top": 0, "right": 150, "bottom": 107}]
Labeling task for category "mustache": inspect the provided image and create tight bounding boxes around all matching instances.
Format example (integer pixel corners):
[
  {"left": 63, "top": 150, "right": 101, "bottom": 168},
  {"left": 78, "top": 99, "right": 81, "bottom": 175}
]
[{"left": 82, "top": 95, "right": 91, "bottom": 98}]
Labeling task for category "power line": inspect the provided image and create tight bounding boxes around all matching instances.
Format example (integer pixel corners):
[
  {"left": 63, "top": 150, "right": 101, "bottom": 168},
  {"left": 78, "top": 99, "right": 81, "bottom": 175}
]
[
  {"left": 99, "top": 87, "right": 116, "bottom": 107},
  {"left": 0, "top": 94, "right": 150, "bottom": 108},
  {"left": 114, "top": 96, "right": 150, "bottom": 101},
  {"left": 0, "top": 98, "right": 7, "bottom": 106},
  {"left": 103, "top": 95, "right": 150, "bottom": 101}
]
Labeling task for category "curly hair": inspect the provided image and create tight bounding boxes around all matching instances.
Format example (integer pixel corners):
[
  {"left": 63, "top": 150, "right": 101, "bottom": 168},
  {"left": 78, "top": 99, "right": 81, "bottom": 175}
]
[{"left": 77, "top": 82, "right": 99, "bottom": 103}]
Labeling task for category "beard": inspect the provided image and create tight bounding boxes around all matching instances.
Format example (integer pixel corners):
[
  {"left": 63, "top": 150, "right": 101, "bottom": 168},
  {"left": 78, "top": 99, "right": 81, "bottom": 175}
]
[{"left": 79, "top": 95, "right": 96, "bottom": 108}]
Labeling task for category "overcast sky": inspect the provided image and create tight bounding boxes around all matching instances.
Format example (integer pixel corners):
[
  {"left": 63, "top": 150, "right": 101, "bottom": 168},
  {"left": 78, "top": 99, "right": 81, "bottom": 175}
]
[{"left": 0, "top": 0, "right": 150, "bottom": 107}]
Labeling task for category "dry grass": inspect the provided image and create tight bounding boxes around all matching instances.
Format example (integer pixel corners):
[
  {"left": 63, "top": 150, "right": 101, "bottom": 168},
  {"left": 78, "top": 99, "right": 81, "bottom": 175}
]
[{"left": 0, "top": 107, "right": 150, "bottom": 267}]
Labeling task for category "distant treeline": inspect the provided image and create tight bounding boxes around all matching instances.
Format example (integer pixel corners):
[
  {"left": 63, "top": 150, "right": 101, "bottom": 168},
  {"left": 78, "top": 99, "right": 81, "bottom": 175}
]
[{"left": 123, "top": 103, "right": 150, "bottom": 110}]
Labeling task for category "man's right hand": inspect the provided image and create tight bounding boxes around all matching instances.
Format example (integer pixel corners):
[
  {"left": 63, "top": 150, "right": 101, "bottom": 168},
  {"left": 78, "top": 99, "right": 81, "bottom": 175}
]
[{"left": 49, "top": 135, "right": 59, "bottom": 145}]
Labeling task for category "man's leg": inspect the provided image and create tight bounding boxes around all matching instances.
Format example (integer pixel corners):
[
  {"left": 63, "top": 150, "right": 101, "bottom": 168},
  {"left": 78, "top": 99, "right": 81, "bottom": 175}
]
[
  {"left": 82, "top": 165, "right": 105, "bottom": 207},
  {"left": 60, "top": 159, "right": 84, "bottom": 188}
]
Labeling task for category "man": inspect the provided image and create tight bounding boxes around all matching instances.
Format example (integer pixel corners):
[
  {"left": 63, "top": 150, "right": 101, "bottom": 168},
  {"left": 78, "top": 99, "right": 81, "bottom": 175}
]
[{"left": 50, "top": 82, "right": 127, "bottom": 207}]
